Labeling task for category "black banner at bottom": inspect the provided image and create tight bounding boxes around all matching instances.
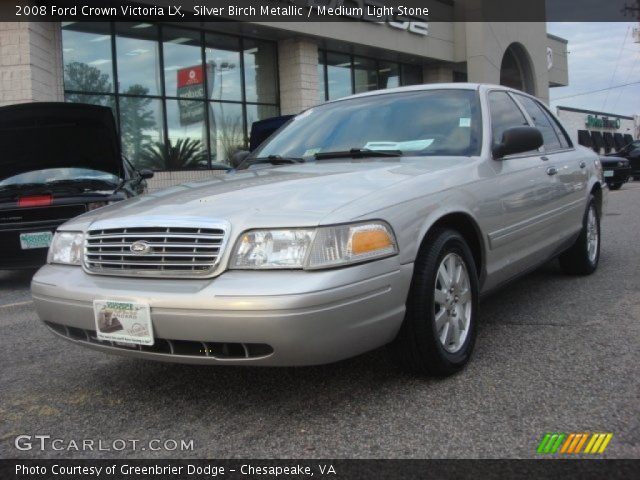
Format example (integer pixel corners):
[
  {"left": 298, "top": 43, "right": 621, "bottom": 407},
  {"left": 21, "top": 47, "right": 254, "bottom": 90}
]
[{"left": 0, "top": 459, "right": 638, "bottom": 480}]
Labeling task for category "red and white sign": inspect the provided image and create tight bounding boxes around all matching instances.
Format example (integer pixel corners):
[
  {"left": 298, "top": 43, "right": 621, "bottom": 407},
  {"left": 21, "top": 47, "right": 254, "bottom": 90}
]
[{"left": 177, "top": 65, "right": 204, "bottom": 88}]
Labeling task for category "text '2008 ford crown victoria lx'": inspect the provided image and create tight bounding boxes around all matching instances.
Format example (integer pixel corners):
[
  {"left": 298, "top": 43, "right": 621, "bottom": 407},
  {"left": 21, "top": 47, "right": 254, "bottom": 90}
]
[{"left": 32, "top": 84, "right": 605, "bottom": 376}]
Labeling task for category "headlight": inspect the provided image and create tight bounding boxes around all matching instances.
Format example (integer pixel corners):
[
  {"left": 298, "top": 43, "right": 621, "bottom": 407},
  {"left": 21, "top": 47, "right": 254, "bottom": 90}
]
[
  {"left": 230, "top": 229, "right": 315, "bottom": 269},
  {"left": 229, "top": 221, "right": 397, "bottom": 270},
  {"left": 47, "top": 231, "right": 84, "bottom": 265}
]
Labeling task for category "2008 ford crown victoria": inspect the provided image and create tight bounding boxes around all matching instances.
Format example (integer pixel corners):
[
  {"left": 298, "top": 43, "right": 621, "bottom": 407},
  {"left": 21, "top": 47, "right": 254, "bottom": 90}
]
[{"left": 31, "top": 84, "right": 605, "bottom": 376}]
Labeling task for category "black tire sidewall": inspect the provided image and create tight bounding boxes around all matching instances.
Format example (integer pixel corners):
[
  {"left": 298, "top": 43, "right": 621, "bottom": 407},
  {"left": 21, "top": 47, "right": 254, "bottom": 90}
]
[
  {"left": 585, "top": 199, "right": 600, "bottom": 270},
  {"left": 408, "top": 229, "right": 479, "bottom": 371}
]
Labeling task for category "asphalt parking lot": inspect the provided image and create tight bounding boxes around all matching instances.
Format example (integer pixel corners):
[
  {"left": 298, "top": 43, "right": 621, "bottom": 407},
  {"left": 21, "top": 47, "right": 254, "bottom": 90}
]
[{"left": 1, "top": 184, "right": 639, "bottom": 460}]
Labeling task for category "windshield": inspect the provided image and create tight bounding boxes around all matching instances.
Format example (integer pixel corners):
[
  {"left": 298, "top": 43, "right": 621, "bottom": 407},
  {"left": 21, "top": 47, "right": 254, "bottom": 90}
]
[
  {"left": 0, "top": 168, "right": 119, "bottom": 188},
  {"left": 255, "top": 89, "right": 482, "bottom": 159}
]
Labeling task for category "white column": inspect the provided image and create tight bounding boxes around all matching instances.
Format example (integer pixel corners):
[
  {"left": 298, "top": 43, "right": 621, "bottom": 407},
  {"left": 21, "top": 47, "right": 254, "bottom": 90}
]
[
  {"left": 0, "top": 22, "right": 63, "bottom": 106},
  {"left": 277, "top": 38, "right": 319, "bottom": 115}
]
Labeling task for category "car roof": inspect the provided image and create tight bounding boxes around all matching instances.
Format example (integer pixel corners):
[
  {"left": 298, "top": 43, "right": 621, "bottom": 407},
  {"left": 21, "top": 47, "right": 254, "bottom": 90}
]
[{"left": 323, "top": 83, "right": 528, "bottom": 105}]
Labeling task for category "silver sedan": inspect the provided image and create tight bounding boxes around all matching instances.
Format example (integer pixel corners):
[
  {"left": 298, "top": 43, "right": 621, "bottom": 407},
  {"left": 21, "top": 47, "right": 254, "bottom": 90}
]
[{"left": 31, "top": 84, "right": 605, "bottom": 376}]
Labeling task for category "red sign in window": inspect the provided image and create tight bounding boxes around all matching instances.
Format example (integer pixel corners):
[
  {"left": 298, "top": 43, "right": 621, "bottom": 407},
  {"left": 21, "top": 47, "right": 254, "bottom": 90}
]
[{"left": 177, "top": 65, "right": 204, "bottom": 88}]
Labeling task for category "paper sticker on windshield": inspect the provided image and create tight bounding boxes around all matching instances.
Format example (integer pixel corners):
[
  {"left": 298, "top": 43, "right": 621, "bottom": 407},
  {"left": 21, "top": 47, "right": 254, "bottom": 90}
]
[
  {"left": 363, "top": 142, "right": 401, "bottom": 150},
  {"left": 303, "top": 148, "right": 321, "bottom": 156},
  {"left": 364, "top": 139, "right": 434, "bottom": 151},
  {"left": 459, "top": 117, "right": 471, "bottom": 127}
]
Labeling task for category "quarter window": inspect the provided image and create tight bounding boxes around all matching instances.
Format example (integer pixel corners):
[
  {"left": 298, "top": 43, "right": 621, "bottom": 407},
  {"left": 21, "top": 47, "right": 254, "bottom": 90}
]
[
  {"left": 488, "top": 91, "right": 529, "bottom": 147},
  {"left": 514, "top": 94, "right": 563, "bottom": 151}
]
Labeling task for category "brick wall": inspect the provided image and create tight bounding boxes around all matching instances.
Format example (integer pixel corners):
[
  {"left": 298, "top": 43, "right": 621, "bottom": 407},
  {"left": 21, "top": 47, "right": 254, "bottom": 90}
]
[{"left": 0, "top": 21, "right": 63, "bottom": 106}]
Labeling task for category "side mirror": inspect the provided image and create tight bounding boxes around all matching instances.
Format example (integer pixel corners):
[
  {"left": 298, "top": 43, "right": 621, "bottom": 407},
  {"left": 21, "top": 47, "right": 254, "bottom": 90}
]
[
  {"left": 230, "top": 150, "right": 250, "bottom": 169},
  {"left": 493, "top": 126, "right": 543, "bottom": 159},
  {"left": 138, "top": 169, "right": 154, "bottom": 180}
]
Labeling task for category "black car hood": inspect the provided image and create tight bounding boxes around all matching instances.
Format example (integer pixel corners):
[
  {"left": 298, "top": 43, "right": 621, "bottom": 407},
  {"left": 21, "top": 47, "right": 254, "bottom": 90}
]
[{"left": 0, "top": 102, "right": 122, "bottom": 180}]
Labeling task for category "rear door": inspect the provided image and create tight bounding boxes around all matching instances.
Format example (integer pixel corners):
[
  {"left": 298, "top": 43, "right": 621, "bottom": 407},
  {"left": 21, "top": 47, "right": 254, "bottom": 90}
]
[{"left": 512, "top": 94, "right": 586, "bottom": 240}]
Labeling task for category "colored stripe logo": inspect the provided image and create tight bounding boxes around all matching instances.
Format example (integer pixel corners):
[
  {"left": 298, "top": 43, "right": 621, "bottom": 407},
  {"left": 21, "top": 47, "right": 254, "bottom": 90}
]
[{"left": 537, "top": 433, "right": 613, "bottom": 454}]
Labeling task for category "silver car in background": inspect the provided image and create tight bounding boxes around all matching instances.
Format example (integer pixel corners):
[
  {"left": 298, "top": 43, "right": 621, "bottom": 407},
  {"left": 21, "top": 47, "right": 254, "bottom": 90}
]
[{"left": 31, "top": 84, "right": 605, "bottom": 376}]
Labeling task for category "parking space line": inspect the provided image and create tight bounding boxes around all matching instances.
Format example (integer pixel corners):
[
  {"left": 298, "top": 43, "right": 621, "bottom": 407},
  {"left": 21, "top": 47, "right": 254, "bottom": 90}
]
[{"left": 0, "top": 300, "right": 33, "bottom": 308}]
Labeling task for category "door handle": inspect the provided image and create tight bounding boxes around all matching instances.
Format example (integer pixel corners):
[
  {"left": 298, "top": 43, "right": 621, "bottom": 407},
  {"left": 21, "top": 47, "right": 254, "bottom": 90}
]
[
  {"left": 579, "top": 161, "right": 586, "bottom": 168},
  {"left": 546, "top": 166, "right": 558, "bottom": 176},
  {"left": 540, "top": 156, "right": 549, "bottom": 161}
]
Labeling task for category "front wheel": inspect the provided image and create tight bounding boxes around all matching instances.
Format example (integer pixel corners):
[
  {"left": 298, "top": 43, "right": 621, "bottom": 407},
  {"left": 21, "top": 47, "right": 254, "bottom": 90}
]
[
  {"left": 559, "top": 195, "right": 600, "bottom": 275},
  {"left": 392, "top": 229, "right": 479, "bottom": 376},
  {"left": 608, "top": 183, "right": 622, "bottom": 191}
]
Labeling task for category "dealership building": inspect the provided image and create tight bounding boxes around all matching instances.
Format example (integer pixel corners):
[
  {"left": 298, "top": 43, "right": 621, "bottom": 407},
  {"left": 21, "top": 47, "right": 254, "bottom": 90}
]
[
  {"left": 556, "top": 106, "right": 639, "bottom": 155},
  {"left": 0, "top": 2, "right": 571, "bottom": 188}
]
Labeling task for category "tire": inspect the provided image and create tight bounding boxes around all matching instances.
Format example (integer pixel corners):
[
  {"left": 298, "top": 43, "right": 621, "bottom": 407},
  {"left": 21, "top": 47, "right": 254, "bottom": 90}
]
[
  {"left": 559, "top": 195, "right": 600, "bottom": 275},
  {"left": 609, "top": 183, "right": 622, "bottom": 191},
  {"left": 392, "top": 228, "right": 479, "bottom": 376}
]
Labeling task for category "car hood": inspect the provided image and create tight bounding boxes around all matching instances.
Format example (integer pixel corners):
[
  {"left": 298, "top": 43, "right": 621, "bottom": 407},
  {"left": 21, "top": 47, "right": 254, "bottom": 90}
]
[
  {"left": 66, "top": 158, "right": 467, "bottom": 230},
  {"left": 0, "top": 102, "right": 122, "bottom": 180}
]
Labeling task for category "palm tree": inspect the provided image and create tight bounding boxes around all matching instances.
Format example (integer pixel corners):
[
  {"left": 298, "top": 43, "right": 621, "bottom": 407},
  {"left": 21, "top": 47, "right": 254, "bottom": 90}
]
[{"left": 139, "top": 138, "right": 207, "bottom": 170}]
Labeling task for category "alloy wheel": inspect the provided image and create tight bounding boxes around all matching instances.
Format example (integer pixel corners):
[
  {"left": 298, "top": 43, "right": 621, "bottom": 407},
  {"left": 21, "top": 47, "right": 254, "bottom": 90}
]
[{"left": 433, "top": 253, "right": 472, "bottom": 353}]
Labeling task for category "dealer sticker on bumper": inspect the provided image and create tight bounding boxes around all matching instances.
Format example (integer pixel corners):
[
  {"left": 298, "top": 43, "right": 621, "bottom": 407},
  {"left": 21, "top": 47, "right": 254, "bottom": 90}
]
[
  {"left": 93, "top": 300, "right": 154, "bottom": 346},
  {"left": 19, "top": 231, "right": 53, "bottom": 249}
]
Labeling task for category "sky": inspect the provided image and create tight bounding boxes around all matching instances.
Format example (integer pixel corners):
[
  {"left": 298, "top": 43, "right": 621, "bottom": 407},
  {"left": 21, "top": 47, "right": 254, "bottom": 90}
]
[{"left": 547, "top": 22, "right": 640, "bottom": 117}]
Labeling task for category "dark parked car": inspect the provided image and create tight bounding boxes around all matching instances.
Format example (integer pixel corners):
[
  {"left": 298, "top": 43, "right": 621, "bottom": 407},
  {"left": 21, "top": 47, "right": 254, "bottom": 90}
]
[
  {"left": 608, "top": 139, "right": 640, "bottom": 180},
  {"left": 599, "top": 156, "right": 631, "bottom": 190},
  {"left": 0, "top": 102, "right": 152, "bottom": 269}
]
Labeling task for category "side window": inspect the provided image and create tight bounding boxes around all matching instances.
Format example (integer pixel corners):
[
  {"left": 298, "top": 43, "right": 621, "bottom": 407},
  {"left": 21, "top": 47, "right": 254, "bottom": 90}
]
[
  {"left": 488, "top": 91, "right": 529, "bottom": 147},
  {"left": 537, "top": 101, "right": 572, "bottom": 149},
  {"left": 514, "top": 94, "right": 562, "bottom": 151}
]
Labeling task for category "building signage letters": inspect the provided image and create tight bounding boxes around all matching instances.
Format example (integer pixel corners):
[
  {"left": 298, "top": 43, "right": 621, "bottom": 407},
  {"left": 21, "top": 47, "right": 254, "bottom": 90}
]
[{"left": 585, "top": 115, "right": 621, "bottom": 130}]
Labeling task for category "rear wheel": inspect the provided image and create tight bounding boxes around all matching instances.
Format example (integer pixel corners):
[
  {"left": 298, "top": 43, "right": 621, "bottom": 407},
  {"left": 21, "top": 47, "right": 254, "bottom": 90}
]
[
  {"left": 393, "top": 229, "right": 478, "bottom": 376},
  {"left": 559, "top": 195, "right": 600, "bottom": 275}
]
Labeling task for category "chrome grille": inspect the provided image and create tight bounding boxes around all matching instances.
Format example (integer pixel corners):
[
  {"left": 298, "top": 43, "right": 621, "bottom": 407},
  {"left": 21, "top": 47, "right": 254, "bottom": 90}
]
[{"left": 84, "top": 226, "right": 226, "bottom": 277}]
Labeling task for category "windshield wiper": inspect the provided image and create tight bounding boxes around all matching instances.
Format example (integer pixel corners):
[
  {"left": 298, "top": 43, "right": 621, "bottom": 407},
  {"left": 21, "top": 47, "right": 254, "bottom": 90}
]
[
  {"left": 241, "top": 155, "right": 305, "bottom": 168},
  {"left": 314, "top": 148, "right": 403, "bottom": 160}
]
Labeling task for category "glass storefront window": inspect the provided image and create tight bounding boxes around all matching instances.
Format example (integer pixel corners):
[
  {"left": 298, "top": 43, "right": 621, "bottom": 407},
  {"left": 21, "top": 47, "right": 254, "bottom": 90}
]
[
  {"left": 209, "top": 102, "right": 244, "bottom": 164},
  {"left": 246, "top": 104, "right": 280, "bottom": 138},
  {"left": 166, "top": 99, "right": 208, "bottom": 170},
  {"left": 401, "top": 64, "right": 423, "bottom": 86},
  {"left": 62, "top": 23, "right": 279, "bottom": 170},
  {"left": 64, "top": 93, "right": 115, "bottom": 113},
  {"left": 163, "top": 28, "right": 204, "bottom": 100},
  {"left": 378, "top": 62, "right": 400, "bottom": 89},
  {"left": 353, "top": 57, "right": 378, "bottom": 94},
  {"left": 115, "top": 23, "right": 161, "bottom": 96},
  {"left": 62, "top": 23, "right": 114, "bottom": 94},
  {"left": 119, "top": 96, "right": 164, "bottom": 169},
  {"left": 243, "top": 39, "right": 277, "bottom": 104},
  {"left": 205, "top": 33, "right": 242, "bottom": 102},
  {"left": 326, "top": 52, "right": 352, "bottom": 100},
  {"left": 319, "top": 50, "right": 423, "bottom": 100}
]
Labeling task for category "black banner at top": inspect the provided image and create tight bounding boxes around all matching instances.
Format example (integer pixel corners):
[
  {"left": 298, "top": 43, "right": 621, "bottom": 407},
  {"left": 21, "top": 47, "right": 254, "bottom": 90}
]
[{"left": 1, "top": 0, "right": 639, "bottom": 22}]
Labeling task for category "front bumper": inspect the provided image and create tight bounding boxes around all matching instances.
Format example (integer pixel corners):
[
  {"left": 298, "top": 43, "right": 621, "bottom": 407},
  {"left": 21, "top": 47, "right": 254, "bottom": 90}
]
[
  {"left": 31, "top": 258, "right": 412, "bottom": 366},
  {"left": 603, "top": 166, "right": 632, "bottom": 184}
]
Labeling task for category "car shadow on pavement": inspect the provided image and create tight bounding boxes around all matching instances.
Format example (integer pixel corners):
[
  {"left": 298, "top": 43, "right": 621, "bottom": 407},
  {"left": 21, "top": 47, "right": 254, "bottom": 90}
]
[
  {"left": 83, "top": 259, "right": 578, "bottom": 409},
  {"left": 0, "top": 269, "right": 38, "bottom": 289}
]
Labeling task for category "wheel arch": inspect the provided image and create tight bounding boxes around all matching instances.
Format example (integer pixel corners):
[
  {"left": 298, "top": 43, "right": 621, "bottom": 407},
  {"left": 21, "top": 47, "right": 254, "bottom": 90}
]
[{"left": 417, "top": 212, "right": 486, "bottom": 286}]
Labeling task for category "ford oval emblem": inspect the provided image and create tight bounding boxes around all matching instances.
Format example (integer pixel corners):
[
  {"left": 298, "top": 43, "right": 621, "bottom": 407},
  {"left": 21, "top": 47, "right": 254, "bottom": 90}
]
[{"left": 130, "top": 240, "right": 151, "bottom": 255}]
